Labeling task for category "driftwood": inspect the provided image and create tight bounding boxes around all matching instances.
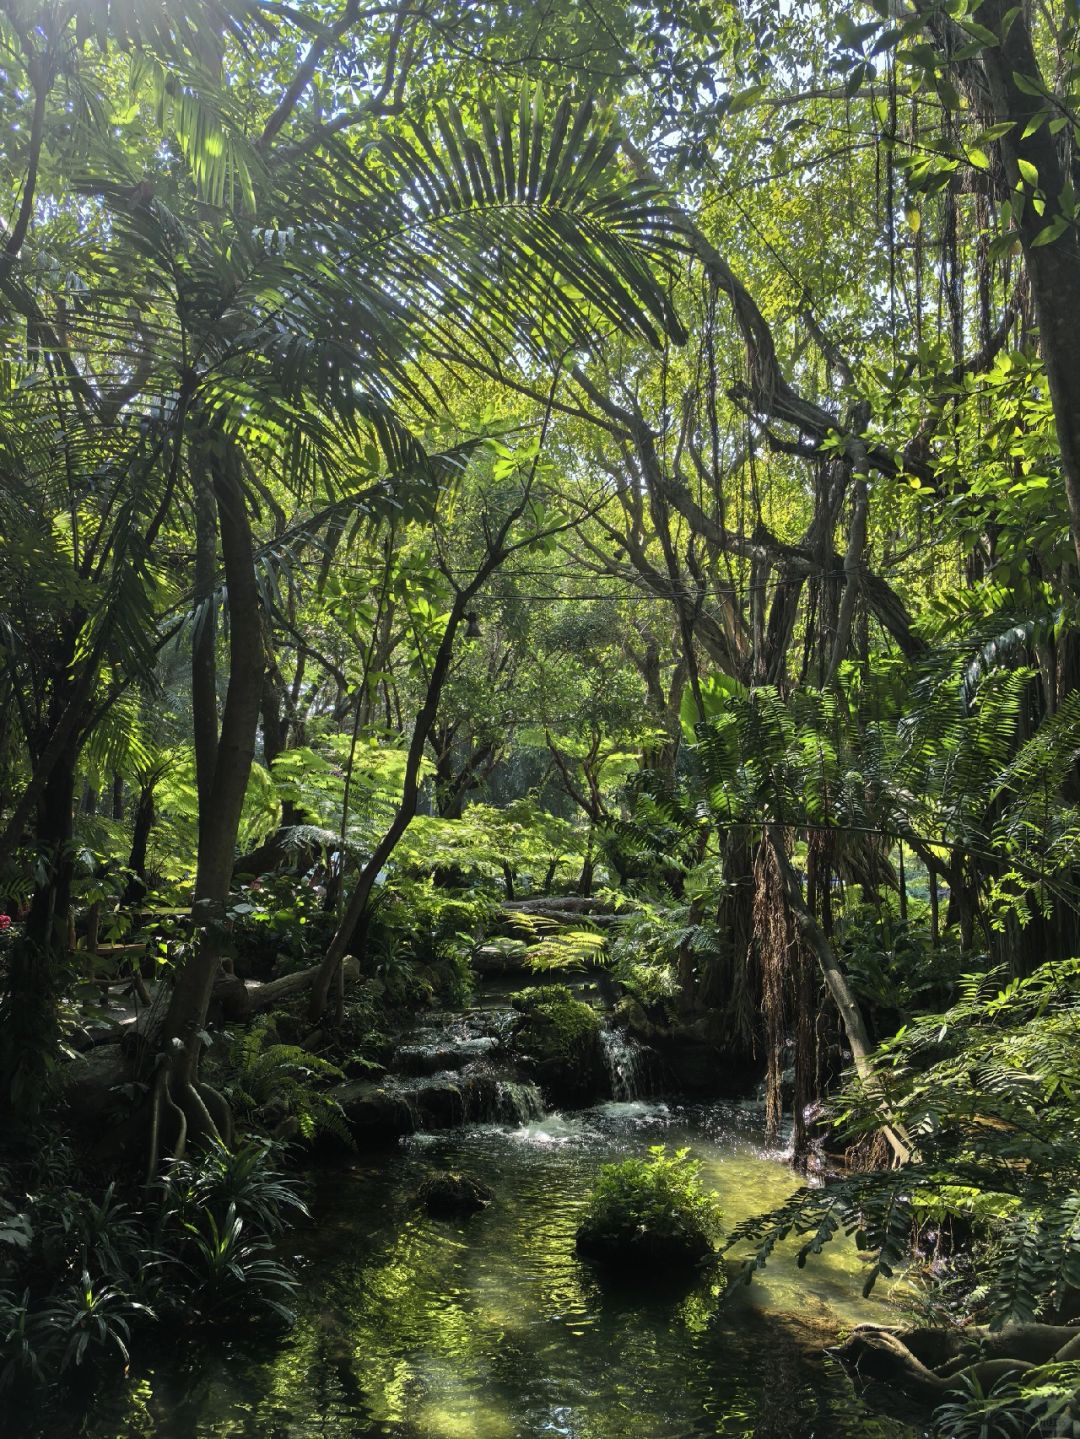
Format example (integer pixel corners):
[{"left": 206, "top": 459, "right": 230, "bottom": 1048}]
[{"left": 835, "top": 1322, "right": 1080, "bottom": 1409}]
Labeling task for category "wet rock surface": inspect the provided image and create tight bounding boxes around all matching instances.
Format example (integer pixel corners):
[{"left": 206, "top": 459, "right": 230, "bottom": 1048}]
[
  {"left": 330, "top": 981, "right": 663, "bottom": 1146},
  {"left": 416, "top": 1170, "right": 494, "bottom": 1217}
]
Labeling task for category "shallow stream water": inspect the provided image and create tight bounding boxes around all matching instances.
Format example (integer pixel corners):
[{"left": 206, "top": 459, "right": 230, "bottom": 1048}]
[{"left": 67, "top": 1093, "right": 920, "bottom": 1439}]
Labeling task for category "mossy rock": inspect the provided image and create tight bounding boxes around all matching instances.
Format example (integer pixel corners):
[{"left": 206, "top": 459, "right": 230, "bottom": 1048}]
[
  {"left": 575, "top": 1147, "right": 722, "bottom": 1273},
  {"left": 417, "top": 1171, "right": 494, "bottom": 1218},
  {"left": 508, "top": 985, "right": 603, "bottom": 1106},
  {"left": 575, "top": 1215, "right": 713, "bottom": 1269}
]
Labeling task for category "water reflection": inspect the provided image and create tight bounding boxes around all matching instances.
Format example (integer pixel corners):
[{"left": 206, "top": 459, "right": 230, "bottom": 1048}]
[{"left": 55, "top": 1100, "right": 918, "bottom": 1438}]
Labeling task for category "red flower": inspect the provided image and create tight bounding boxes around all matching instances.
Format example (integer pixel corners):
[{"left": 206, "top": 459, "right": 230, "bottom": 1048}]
[{"left": 0, "top": 915, "right": 11, "bottom": 930}]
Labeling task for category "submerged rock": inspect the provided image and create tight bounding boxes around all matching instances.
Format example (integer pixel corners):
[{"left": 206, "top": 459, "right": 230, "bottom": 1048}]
[{"left": 417, "top": 1171, "right": 494, "bottom": 1217}]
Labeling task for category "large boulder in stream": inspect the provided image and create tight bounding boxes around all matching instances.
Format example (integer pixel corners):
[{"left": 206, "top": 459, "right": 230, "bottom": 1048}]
[
  {"left": 333, "top": 1080, "right": 416, "bottom": 1143},
  {"left": 508, "top": 985, "right": 604, "bottom": 1107},
  {"left": 417, "top": 1171, "right": 494, "bottom": 1217}
]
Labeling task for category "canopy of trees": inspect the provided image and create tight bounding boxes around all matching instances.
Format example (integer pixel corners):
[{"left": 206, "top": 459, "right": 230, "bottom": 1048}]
[{"left": 0, "top": 0, "right": 1078, "bottom": 1434}]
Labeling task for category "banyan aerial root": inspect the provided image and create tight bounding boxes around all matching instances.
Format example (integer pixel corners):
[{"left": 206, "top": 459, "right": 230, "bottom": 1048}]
[{"left": 834, "top": 1322, "right": 1080, "bottom": 1409}]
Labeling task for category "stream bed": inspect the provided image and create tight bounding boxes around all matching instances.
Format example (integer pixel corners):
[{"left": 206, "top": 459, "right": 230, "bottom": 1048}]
[{"left": 70, "top": 1091, "right": 921, "bottom": 1439}]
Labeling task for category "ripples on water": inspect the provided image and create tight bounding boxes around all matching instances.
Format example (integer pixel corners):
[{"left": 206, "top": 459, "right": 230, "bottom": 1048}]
[{"left": 49, "top": 1099, "right": 919, "bottom": 1439}]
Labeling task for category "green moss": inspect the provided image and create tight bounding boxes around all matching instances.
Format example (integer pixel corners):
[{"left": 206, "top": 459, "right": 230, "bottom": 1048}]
[
  {"left": 508, "top": 985, "right": 602, "bottom": 1105},
  {"left": 510, "top": 984, "right": 599, "bottom": 1053},
  {"left": 576, "top": 1146, "right": 723, "bottom": 1270}
]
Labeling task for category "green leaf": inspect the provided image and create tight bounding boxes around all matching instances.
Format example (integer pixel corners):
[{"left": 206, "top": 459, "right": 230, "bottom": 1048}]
[{"left": 1031, "top": 215, "right": 1069, "bottom": 247}]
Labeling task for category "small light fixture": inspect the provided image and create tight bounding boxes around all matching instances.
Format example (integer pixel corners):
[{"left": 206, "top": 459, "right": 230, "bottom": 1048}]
[{"left": 464, "top": 611, "right": 482, "bottom": 640}]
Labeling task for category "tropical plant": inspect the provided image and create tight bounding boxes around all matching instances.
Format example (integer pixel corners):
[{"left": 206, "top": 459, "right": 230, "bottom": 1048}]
[
  {"left": 224, "top": 1025, "right": 353, "bottom": 1145},
  {"left": 576, "top": 1145, "right": 723, "bottom": 1269},
  {"left": 726, "top": 960, "right": 1080, "bottom": 1325}
]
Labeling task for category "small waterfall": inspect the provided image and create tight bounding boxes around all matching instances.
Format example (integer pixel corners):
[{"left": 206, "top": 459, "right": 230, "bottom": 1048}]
[
  {"left": 493, "top": 1079, "right": 545, "bottom": 1125},
  {"left": 600, "top": 1027, "right": 650, "bottom": 1101}
]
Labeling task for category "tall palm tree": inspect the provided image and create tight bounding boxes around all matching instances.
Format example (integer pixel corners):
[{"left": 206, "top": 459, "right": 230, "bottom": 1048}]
[{"left": 0, "top": 2, "right": 687, "bottom": 1153}]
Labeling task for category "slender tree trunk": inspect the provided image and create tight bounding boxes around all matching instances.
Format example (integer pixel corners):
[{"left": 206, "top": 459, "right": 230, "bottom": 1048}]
[
  {"left": 934, "top": 0, "right": 1080, "bottom": 571},
  {"left": 308, "top": 596, "right": 468, "bottom": 1021},
  {"left": 152, "top": 457, "right": 263, "bottom": 1164},
  {"left": 122, "top": 781, "right": 157, "bottom": 906},
  {"left": 0, "top": 743, "right": 77, "bottom": 1116}
]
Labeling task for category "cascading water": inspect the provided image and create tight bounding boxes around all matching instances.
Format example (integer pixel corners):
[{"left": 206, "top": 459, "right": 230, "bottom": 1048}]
[
  {"left": 492, "top": 1078, "right": 545, "bottom": 1125},
  {"left": 373, "top": 1000, "right": 548, "bottom": 1135},
  {"left": 600, "top": 1025, "right": 651, "bottom": 1100}
]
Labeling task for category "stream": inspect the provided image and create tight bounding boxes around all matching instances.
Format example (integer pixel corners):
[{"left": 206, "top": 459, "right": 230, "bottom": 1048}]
[{"left": 43, "top": 998, "right": 922, "bottom": 1439}]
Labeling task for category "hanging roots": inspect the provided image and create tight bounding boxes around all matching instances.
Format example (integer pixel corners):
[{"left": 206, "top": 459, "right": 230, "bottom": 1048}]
[{"left": 753, "top": 834, "right": 818, "bottom": 1157}]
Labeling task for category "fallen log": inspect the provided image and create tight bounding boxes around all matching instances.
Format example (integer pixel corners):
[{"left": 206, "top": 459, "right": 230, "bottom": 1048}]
[
  {"left": 213, "top": 955, "right": 361, "bottom": 1020},
  {"left": 504, "top": 896, "right": 618, "bottom": 915}
]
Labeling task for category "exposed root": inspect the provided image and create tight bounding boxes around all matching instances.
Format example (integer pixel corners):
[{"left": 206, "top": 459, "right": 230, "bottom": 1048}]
[{"left": 835, "top": 1322, "right": 1078, "bottom": 1412}]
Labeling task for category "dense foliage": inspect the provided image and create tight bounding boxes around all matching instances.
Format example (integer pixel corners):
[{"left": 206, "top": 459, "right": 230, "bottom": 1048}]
[
  {"left": 576, "top": 1145, "right": 724, "bottom": 1269},
  {"left": 0, "top": 0, "right": 1079, "bottom": 1431}
]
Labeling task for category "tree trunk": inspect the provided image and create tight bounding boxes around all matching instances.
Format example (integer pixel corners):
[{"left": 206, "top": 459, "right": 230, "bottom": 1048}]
[
  {"left": 152, "top": 456, "right": 263, "bottom": 1166},
  {"left": 767, "top": 826, "right": 911, "bottom": 1164},
  {"left": 307, "top": 596, "right": 468, "bottom": 1021},
  {"left": 0, "top": 743, "right": 77, "bottom": 1116},
  {"left": 122, "top": 781, "right": 157, "bottom": 906},
  {"left": 936, "top": 0, "right": 1080, "bottom": 572}
]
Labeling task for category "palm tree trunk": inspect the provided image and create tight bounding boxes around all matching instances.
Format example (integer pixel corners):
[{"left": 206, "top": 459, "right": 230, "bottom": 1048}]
[{"left": 152, "top": 458, "right": 263, "bottom": 1164}]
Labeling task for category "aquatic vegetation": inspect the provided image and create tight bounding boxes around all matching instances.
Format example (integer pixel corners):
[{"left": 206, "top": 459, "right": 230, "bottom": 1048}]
[{"left": 576, "top": 1145, "right": 723, "bottom": 1270}]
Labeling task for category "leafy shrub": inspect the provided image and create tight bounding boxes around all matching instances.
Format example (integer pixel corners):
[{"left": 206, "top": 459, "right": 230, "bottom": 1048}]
[
  {"left": 576, "top": 1145, "right": 723, "bottom": 1269},
  {"left": 154, "top": 1203, "right": 298, "bottom": 1325},
  {"left": 157, "top": 1137, "right": 309, "bottom": 1239},
  {"left": 0, "top": 1139, "right": 306, "bottom": 1397},
  {"left": 726, "top": 960, "right": 1080, "bottom": 1325},
  {"left": 152, "top": 1139, "right": 306, "bottom": 1325},
  {"left": 225, "top": 875, "right": 337, "bottom": 977},
  {"left": 225, "top": 1019, "right": 352, "bottom": 1144},
  {"left": 607, "top": 902, "right": 690, "bottom": 1009},
  {"left": 932, "top": 1362, "right": 1080, "bottom": 1438},
  {"left": 837, "top": 906, "right": 971, "bottom": 1030},
  {"left": 34, "top": 1271, "right": 147, "bottom": 1373}
]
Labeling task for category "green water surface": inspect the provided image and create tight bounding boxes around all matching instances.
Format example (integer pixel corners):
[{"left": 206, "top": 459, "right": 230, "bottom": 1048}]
[{"left": 50, "top": 1099, "right": 921, "bottom": 1439}]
